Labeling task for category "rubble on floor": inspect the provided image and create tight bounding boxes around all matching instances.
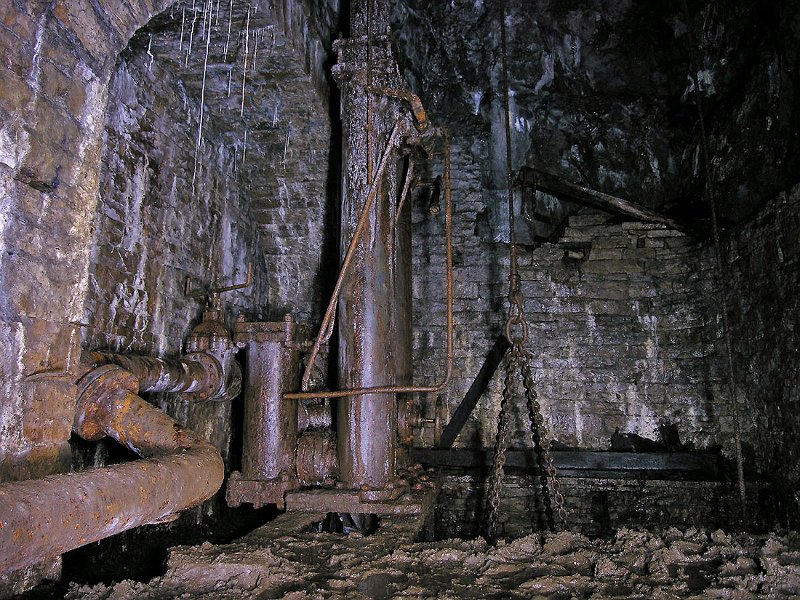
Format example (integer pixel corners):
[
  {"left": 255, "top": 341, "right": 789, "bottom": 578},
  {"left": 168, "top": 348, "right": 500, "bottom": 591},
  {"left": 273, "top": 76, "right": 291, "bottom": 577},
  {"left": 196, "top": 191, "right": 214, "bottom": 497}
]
[{"left": 63, "top": 512, "right": 800, "bottom": 599}]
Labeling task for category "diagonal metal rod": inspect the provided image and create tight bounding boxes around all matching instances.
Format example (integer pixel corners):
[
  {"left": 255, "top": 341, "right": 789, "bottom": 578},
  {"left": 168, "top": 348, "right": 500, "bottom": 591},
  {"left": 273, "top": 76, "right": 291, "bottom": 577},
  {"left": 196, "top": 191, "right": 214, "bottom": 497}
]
[
  {"left": 437, "top": 334, "right": 509, "bottom": 449},
  {"left": 286, "top": 128, "right": 454, "bottom": 401},
  {"left": 299, "top": 119, "right": 404, "bottom": 392}
]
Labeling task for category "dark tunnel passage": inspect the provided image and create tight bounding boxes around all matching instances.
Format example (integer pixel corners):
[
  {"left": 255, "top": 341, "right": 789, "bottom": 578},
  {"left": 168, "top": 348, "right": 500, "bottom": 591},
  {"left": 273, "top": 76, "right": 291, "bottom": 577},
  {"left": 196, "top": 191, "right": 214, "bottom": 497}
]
[{"left": 1, "top": 0, "right": 800, "bottom": 597}]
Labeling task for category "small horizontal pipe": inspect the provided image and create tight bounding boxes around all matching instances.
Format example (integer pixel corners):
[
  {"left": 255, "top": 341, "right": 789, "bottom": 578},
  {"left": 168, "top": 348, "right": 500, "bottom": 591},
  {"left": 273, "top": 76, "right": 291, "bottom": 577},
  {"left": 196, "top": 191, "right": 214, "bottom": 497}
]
[{"left": 86, "top": 351, "right": 220, "bottom": 397}]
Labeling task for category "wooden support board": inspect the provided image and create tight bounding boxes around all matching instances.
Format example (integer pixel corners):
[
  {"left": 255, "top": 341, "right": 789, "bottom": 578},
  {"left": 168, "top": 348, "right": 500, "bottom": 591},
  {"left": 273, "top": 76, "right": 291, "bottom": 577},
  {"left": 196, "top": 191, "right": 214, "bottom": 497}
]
[
  {"left": 412, "top": 448, "right": 726, "bottom": 481},
  {"left": 521, "top": 168, "right": 691, "bottom": 233}
]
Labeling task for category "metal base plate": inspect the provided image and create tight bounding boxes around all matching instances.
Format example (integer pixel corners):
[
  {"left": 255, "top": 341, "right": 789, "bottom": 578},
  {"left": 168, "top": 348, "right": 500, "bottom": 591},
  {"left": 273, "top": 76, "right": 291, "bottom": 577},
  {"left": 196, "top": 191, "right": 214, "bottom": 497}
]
[
  {"left": 285, "top": 486, "right": 436, "bottom": 516},
  {"left": 225, "top": 472, "right": 300, "bottom": 510}
]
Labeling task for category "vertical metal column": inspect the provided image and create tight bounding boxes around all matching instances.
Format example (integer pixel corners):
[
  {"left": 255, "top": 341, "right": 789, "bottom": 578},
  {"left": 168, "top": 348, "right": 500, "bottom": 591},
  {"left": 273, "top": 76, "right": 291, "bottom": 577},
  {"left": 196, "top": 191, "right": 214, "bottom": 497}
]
[
  {"left": 332, "top": 0, "right": 409, "bottom": 490},
  {"left": 237, "top": 318, "right": 300, "bottom": 482}
]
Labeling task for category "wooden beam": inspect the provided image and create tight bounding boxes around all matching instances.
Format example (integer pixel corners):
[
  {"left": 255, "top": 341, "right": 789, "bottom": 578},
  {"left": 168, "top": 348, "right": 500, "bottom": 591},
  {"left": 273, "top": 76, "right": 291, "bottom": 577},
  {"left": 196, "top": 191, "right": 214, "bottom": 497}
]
[
  {"left": 412, "top": 448, "right": 725, "bottom": 481},
  {"left": 521, "top": 168, "right": 691, "bottom": 233},
  {"left": 436, "top": 335, "right": 510, "bottom": 449}
]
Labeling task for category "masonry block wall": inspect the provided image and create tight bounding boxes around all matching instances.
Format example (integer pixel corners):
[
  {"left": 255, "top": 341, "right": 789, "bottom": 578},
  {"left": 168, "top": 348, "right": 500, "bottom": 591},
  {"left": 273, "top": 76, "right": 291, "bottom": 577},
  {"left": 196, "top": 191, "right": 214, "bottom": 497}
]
[
  {"left": 74, "top": 37, "right": 257, "bottom": 477},
  {"left": 411, "top": 134, "right": 800, "bottom": 532},
  {"left": 411, "top": 134, "right": 729, "bottom": 455},
  {"left": 0, "top": 0, "right": 178, "bottom": 488},
  {"left": 436, "top": 474, "right": 765, "bottom": 540},
  {"left": 0, "top": 2, "right": 333, "bottom": 592},
  {"left": 84, "top": 50, "right": 258, "bottom": 357},
  {"left": 0, "top": 0, "right": 335, "bottom": 484},
  {"left": 72, "top": 0, "right": 335, "bottom": 479}
]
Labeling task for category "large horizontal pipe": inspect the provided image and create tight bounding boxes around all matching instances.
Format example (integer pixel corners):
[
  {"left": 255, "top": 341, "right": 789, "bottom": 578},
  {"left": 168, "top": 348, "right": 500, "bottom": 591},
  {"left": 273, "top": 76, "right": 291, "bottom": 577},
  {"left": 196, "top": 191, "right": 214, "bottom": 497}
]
[
  {"left": 86, "top": 350, "right": 221, "bottom": 396},
  {"left": 0, "top": 365, "right": 224, "bottom": 574}
]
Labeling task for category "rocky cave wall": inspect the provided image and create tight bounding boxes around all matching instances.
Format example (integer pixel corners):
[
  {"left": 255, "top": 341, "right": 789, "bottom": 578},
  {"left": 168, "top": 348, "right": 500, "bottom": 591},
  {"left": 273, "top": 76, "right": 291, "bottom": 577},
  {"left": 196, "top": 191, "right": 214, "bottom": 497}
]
[
  {"left": 724, "top": 187, "right": 800, "bottom": 526},
  {"left": 396, "top": 0, "right": 800, "bottom": 530},
  {"left": 391, "top": 0, "right": 800, "bottom": 225},
  {"left": 383, "top": 0, "right": 800, "bottom": 536}
]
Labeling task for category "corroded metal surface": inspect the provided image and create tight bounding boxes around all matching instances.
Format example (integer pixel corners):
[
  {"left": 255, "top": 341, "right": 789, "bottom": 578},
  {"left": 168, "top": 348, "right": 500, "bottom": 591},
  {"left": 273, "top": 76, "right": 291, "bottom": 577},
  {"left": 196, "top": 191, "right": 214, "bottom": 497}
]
[
  {"left": 285, "top": 486, "right": 436, "bottom": 517},
  {"left": 233, "top": 317, "right": 301, "bottom": 482},
  {"left": 226, "top": 317, "right": 304, "bottom": 509},
  {"left": 295, "top": 430, "right": 338, "bottom": 487},
  {"left": 334, "top": 29, "right": 402, "bottom": 490},
  {"left": 281, "top": 127, "right": 454, "bottom": 402},
  {"left": 86, "top": 351, "right": 219, "bottom": 396},
  {"left": 225, "top": 473, "right": 300, "bottom": 511},
  {"left": 0, "top": 364, "right": 224, "bottom": 574}
]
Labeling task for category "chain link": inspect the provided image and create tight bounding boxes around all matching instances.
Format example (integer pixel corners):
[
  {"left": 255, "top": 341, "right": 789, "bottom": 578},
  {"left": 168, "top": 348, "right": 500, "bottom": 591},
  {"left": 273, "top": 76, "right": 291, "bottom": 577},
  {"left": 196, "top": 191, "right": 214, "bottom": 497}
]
[
  {"left": 520, "top": 351, "right": 567, "bottom": 527},
  {"left": 486, "top": 344, "right": 568, "bottom": 541},
  {"left": 486, "top": 349, "right": 514, "bottom": 542}
]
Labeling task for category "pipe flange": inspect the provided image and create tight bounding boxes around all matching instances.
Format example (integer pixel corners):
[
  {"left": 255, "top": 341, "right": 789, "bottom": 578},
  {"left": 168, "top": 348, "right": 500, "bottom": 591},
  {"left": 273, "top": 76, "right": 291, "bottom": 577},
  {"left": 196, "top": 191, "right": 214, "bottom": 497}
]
[
  {"left": 74, "top": 364, "right": 138, "bottom": 441},
  {"left": 180, "top": 352, "right": 223, "bottom": 401}
]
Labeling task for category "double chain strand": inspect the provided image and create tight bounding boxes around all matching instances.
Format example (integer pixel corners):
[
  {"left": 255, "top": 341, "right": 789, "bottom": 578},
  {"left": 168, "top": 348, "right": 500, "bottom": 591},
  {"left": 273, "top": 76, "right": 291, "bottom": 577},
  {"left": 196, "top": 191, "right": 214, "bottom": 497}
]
[{"left": 486, "top": 2, "right": 566, "bottom": 542}]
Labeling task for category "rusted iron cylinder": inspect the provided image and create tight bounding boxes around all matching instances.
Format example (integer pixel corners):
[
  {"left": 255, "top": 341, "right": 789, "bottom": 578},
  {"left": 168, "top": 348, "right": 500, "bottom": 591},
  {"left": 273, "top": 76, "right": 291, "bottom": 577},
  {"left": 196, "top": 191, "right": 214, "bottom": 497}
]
[
  {"left": 298, "top": 401, "right": 333, "bottom": 431},
  {"left": 296, "top": 430, "right": 338, "bottom": 486},
  {"left": 335, "top": 41, "right": 402, "bottom": 490},
  {"left": 86, "top": 350, "right": 221, "bottom": 396},
  {"left": 0, "top": 365, "right": 224, "bottom": 575},
  {"left": 234, "top": 319, "right": 301, "bottom": 481},
  {"left": 395, "top": 158, "right": 414, "bottom": 449}
]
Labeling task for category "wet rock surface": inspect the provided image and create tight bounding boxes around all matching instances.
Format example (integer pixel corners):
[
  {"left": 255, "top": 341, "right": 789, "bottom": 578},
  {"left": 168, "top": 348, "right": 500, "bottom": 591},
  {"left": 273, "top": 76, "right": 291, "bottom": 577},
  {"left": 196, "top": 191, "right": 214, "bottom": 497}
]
[
  {"left": 391, "top": 0, "right": 800, "bottom": 225},
  {"left": 64, "top": 512, "right": 800, "bottom": 599}
]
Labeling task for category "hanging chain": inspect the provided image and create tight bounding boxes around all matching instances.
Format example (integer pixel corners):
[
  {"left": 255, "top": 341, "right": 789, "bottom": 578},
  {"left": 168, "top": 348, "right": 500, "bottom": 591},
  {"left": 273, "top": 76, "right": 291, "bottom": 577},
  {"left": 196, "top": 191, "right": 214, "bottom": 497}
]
[
  {"left": 486, "top": 350, "right": 515, "bottom": 541},
  {"left": 521, "top": 352, "right": 567, "bottom": 527},
  {"left": 681, "top": 0, "right": 746, "bottom": 521},
  {"left": 486, "top": 1, "right": 566, "bottom": 542}
]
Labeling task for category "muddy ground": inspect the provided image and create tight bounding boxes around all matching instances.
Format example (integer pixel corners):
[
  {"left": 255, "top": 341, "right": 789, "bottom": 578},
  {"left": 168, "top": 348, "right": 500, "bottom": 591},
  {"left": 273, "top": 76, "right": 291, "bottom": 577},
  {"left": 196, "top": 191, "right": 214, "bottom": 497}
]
[{"left": 64, "top": 512, "right": 800, "bottom": 599}]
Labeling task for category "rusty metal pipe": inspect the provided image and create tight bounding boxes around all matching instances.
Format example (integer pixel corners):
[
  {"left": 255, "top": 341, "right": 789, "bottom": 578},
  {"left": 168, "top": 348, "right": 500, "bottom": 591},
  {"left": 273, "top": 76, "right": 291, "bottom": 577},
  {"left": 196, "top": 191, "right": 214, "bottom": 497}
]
[
  {"left": 365, "top": 85, "right": 429, "bottom": 131},
  {"left": 393, "top": 159, "right": 415, "bottom": 228},
  {"left": 0, "top": 364, "right": 224, "bottom": 574},
  {"left": 86, "top": 350, "right": 220, "bottom": 396},
  {"left": 284, "top": 128, "right": 454, "bottom": 401},
  {"left": 300, "top": 119, "right": 404, "bottom": 392}
]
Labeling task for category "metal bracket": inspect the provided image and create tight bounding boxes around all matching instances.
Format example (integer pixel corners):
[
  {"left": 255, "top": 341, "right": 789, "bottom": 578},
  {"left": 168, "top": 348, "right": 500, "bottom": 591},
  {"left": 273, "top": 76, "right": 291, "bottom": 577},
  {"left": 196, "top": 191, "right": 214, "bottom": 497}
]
[{"left": 185, "top": 263, "right": 253, "bottom": 300}]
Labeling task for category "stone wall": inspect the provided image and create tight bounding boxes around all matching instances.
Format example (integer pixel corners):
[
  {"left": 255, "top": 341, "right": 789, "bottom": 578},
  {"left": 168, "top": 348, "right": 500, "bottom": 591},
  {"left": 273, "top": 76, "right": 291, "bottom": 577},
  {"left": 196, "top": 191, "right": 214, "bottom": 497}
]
[
  {"left": 436, "top": 472, "right": 766, "bottom": 540},
  {"left": 0, "top": 0, "right": 177, "bottom": 592},
  {"left": 723, "top": 186, "right": 800, "bottom": 525},
  {"left": 76, "top": 39, "right": 260, "bottom": 477},
  {"left": 411, "top": 135, "right": 728, "bottom": 454},
  {"left": 0, "top": 0, "right": 177, "bottom": 488},
  {"left": 0, "top": 0, "right": 335, "bottom": 485},
  {"left": 75, "top": 0, "right": 337, "bottom": 493},
  {"left": 84, "top": 51, "right": 259, "bottom": 356},
  {"left": 0, "top": 0, "right": 333, "bottom": 592}
]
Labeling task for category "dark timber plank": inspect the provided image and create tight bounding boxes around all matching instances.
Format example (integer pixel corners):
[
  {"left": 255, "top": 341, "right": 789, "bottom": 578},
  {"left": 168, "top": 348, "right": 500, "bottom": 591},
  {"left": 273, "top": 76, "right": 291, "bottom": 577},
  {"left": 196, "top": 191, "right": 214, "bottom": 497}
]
[
  {"left": 522, "top": 168, "right": 691, "bottom": 233},
  {"left": 412, "top": 448, "right": 724, "bottom": 480},
  {"left": 436, "top": 335, "right": 510, "bottom": 449}
]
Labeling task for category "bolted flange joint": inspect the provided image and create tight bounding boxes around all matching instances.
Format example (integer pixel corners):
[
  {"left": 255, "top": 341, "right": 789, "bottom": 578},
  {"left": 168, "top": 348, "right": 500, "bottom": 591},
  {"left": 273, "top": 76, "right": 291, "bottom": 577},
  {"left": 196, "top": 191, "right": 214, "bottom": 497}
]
[{"left": 73, "top": 364, "right": 139, "bottom": 442}]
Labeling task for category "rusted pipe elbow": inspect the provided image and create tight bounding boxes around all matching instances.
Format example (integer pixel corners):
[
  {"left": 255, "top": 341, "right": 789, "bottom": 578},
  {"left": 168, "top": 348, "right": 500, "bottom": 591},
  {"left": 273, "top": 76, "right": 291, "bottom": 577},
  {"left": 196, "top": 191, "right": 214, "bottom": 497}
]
[
  {"left": 0, "top": 365, "right": 224, "bottom": 575},
  {"left": 364, "top": 85, "right": 429, "bottom": 131}
]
